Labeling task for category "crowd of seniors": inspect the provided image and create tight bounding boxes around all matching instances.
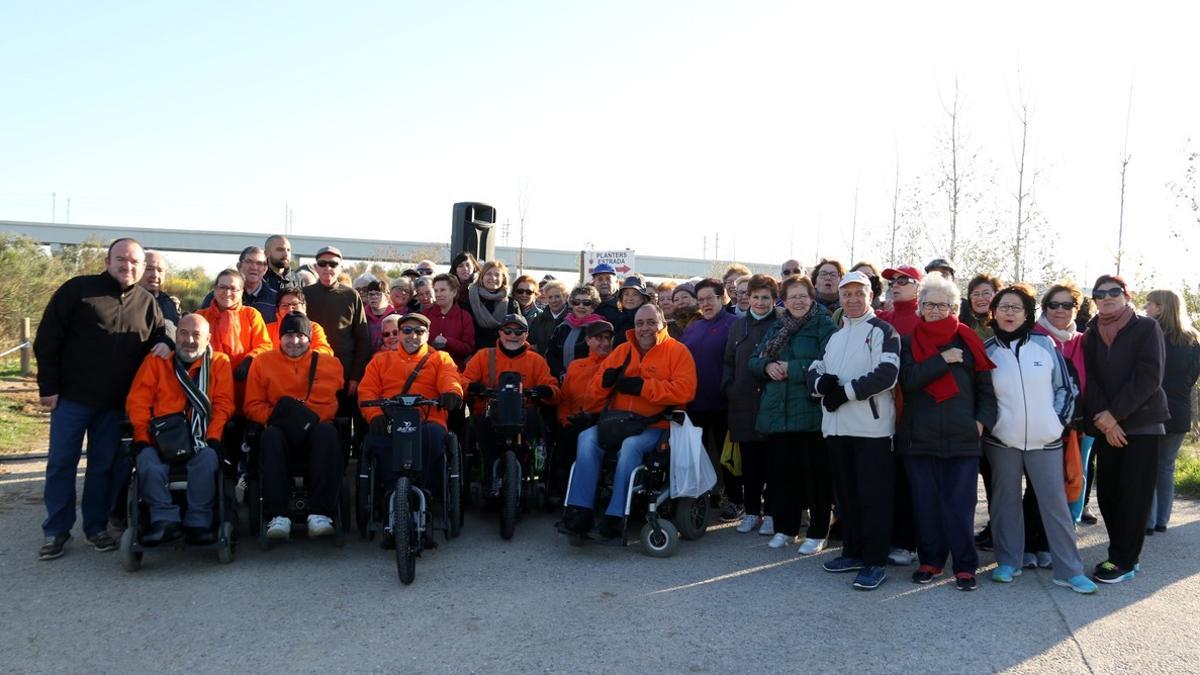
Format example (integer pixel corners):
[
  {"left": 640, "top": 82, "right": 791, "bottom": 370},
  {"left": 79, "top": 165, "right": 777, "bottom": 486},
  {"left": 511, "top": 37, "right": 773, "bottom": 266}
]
[{"left": 28, "top": 234, "right": 1189, "bottom": 597}]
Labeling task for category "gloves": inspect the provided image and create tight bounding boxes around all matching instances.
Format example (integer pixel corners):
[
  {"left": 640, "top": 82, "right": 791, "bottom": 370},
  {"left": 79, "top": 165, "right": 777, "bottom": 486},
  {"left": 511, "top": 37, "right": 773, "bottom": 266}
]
[
  {"left": 467, "top": 382, "right": 486, "bottom": 396},
  {"left": 822, "top": 385, "right": 849, "bottom": 413},
  {"left": 532, "top": 385, "right": 554, "bottom": 400},
  {"left": 369, "top": 415, "right": 390, "bottom": 435},
  {"left": 616, "top": 376, "right": 644, "bottom": 396},
  {"left": 233, "top": 356, "right": 253, "bottom": 382},
  {"left": 816, "top": 373, "right": 839, "bottom": 397},
  {"left": 601, "top": 367, "right": 622, "bottom": 388},
  {"left": 439, "top": 392, "right": 464, "bottom": 411}
]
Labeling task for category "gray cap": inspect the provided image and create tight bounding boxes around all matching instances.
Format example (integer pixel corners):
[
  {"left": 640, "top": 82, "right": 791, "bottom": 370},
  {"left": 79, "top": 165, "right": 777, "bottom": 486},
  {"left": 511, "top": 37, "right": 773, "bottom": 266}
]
[{"left": 315, "top": 245, "right": 343, "bottom": 260}]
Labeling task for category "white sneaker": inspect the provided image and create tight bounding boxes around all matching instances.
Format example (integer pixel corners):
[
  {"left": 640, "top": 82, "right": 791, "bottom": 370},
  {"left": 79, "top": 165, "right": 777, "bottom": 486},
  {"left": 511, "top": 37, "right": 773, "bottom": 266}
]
[
  {"left": 767, "top": 533, "right": 793, "bottom": 549},
  {"left": 266, "top": 516, "right": 292, "bottom": 540},
  {"left": 797, "top": 537, "right": 827, "bottom": 555},
  {"left": 758, "top": 515, "right": 776, "bottom": 536},
  {"left": 887, "top": 547, "right": 915, "bottom": 566},
  {"left": 307, "top": 514, "right": 335, "bottom": 538},
  {"left": 735, "top": 515, "right": 761, "bottom": 534}
]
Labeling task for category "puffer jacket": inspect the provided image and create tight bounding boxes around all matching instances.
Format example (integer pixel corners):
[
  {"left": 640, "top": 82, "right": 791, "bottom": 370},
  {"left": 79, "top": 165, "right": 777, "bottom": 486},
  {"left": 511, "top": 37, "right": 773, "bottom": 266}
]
[
  {"left": 807, "top": 308, "right": 900, "bottom": 439},
  {"left": 749, "top": 309, "right": 836, "bottom": 435},
  {"left": 984, "top": 332, "right": 1075, "bottom": 451},
  {"left": 897, "top": 334, "right": 998, "bottom": 457},
  {"left": 721, "top": 310, "right": 778, "bottom": 441}
]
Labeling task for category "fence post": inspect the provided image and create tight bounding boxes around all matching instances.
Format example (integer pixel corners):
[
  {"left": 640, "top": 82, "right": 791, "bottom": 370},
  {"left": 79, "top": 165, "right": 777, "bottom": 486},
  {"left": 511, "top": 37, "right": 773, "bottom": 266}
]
[{"left": 20, "top": 317, "right": 32, "bottom": 376}]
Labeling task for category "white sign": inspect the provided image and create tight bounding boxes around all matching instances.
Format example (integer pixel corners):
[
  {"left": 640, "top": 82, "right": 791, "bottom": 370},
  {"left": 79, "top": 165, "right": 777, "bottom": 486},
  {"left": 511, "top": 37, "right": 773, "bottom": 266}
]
[{"left": 583, "top": 249, "right": 636, "bottom": 281}]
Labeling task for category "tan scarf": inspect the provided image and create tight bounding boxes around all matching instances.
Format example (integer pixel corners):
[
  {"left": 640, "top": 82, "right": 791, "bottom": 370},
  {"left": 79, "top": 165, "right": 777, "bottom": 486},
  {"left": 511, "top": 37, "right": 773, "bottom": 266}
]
[{"left": 1098, "top": 303, "right": 1134, "bottom": 347}]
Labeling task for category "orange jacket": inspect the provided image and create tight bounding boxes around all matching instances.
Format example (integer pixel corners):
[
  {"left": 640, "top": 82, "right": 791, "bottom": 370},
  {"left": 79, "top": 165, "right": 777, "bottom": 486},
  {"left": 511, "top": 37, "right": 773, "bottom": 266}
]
[
  {"left": 591, "top": 328, "right": 696, "bottom": 423},
  {"left": 462, "top": 344, "right": 560, "bottom": 416},
  {"left": 558, "top": 352, "right": 608, "bottom": 425},
  {"left": 358, "top": 344, "right": 463, "bottom": 429},
  {"left": 244, "top": 347, "right": 344, "bottom": 424},
  {"left": 194, "top": 304, "right": 273, "bottom": 369},
  {"left": 266, "top": 310, "right": 334, "bottom": 356},
  {"left": 125, "top": 351, "right": 235, "bottom": 446}
]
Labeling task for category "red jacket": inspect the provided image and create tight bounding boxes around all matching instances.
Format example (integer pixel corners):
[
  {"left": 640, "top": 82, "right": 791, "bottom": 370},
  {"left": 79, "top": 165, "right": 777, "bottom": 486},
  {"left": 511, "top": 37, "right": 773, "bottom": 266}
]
[
  {"left": 422, "top": 303, "right": 475, "bottom": 369},
  {"left": 125, "top": 351, "right": 235, "bottom": 446}
]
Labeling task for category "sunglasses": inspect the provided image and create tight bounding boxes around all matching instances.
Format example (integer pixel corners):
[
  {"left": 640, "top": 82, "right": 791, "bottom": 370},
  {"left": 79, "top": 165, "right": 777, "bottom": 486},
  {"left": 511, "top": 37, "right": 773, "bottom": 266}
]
[
  {"left": 570, "top": 299, "right": 594, "bottom": 307},
  {"left": 418, "top": 268, "right": 434, "bottom": 275},
  {"left": 514, "top": 289, "right": 534, "bottom": 296},
  {"left": 500, "top": 327, "right": 527, "bottom": 336},
  {"left": 890, "top": 277, "right": 916, "bottom": 287},
  {"left": 1092, "top": 287, "right": 1124, "bottom": 299},
  {"left": 315, "top": 260, "right": 339, "bottom": 268},
  {"left": 1046, "top": 301, "right": 1077, "bottom": 310},
  {"left": 400, "top": 326, "right": 427, "bottom": 335},
  {"left": 782, "top": 268, "right": 800, "bottom": 276},
  {"left": 381, "top": 330, "right": 400, "bottom": 338}
]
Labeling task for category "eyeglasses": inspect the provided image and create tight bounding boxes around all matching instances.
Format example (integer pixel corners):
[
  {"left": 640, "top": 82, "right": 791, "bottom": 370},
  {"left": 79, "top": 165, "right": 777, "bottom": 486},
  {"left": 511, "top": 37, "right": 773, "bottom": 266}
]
[
  {"left": 400, "top": 326, "right": 427, "bottom": 335},
  {"left": 570, "top": 299, "right": 594, "bottom": 307},
  {"left": 240, "top": 259, "right": 267, "bottom": 267},
  {"left": 782, "top": 268, "right": 800, "bottom": 276},
  {"left": 366, "top": 291, "right": 384, "bottom": 297},
  {"left": 995, "top": 304, "right": 1025, "bottom": 314},
  {"left": 514, "top": 289, "right": 534, "bottom": 296},
  {"left": 279, "top": 300, "right": 305, "bottom": 309},
  {"left": 816, "top": 270, "right": 840, "bottom": 278},
  {"left": 417, "top": 268, "right": 434, "bottom": 275},
  {"left": 315, "top": 260, "right": 339, "bottom": 269},
  {"left": 890, "top": 277, "right": 915, "bottom": 287},
  {"left": 1092, "top": 287, "right": 1124, "bottom": 300},
  {"left": 381, "top": 330, "right": 400, "bottom": 338},
  {"left": 216, "top": 284, "right": 241, "bottom": 293},
  {"left": 500, "top": 327, "right": 527, "bottom": 336},
  {"left": 1046, "top": 301, "right": 1077, "bottom": 310},
  {"left": 922, "top": 302, "right": 952, "bottom": 312}
]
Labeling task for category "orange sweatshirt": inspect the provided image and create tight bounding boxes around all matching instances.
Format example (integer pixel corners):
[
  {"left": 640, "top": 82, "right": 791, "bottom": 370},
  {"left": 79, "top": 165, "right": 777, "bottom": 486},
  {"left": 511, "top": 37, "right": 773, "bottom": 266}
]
[
  {"left": 558, "top": 352, "right": 608, "bottom": 425},
  {"left": 194, "top": 304, "right": 273, "bottom": 370},
  {"left": 358, "top": 344, "right": 463, "bottom": 429},
  {"left": 244, "top": 347, "right": 344, "bottom": 424},
  {"left": 462, "top": 344, "right": 561, "bottom": 416},
  {"left": 590, "top": 328, "right": 697, "bottom": 423},
  {"left": 125, "top": 351, "right": 235, "bottom": 446}
]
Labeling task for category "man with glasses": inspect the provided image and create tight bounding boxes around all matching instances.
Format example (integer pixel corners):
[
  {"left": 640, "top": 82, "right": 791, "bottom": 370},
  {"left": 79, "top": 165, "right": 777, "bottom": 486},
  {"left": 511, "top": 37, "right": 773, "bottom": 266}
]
[
  {"left": 201, "top": 246, "right": 278, "bottom": 323},
  {"left": 358, "top": 312, "right": 464, "bottom": 519},
  {"left": 781, "top": 259, "right": 803, "bottom": 278},
  {"left": 362, "top": 279, "right": 398, "bottom": 354},
  {"left": 560, "top": 304, "right": 697, "bottom": 539},
  {"left": 416, "top": 259, "right": 437, "bottom": 277},
  {"left": 811, "top": 258, "right": 846, "bottom": 312},
  {"left": 304, "top": 246, "right": 371, "bottom": 441}
]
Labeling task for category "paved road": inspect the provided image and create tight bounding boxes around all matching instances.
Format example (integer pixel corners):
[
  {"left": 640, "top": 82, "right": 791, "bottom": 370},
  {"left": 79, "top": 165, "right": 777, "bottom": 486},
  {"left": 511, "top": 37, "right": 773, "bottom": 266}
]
[{"left": 1, "top": 458, "right": 1198, "bottom": 674}]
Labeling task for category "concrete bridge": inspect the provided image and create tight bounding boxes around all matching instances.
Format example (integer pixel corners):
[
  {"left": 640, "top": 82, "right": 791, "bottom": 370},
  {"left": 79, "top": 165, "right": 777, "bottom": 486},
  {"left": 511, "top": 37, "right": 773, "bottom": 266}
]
[{"left": 0, "top": 220, "right": 776, "bottom": 279}]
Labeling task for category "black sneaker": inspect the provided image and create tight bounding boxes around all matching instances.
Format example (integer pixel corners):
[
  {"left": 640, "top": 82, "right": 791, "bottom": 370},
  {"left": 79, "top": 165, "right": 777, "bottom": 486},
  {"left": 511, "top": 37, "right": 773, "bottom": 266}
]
[
  {"left": 86, "top": 531, "right": 118, "bottom": 552},
  {"left": 38, "top": 533, "right": 71, "bottom": 561},
  {"left": 852, "top": 565, "right": 887, "bottom": 590},
  {"left": 596, "top": 516, "right": 623, "bottom": 540},
  {"left": 719, "top": 503, "right": 744, "bottom": 523},
  {"left": 1154, "top": 525, "right": 1167, "bottom": 533},
  {"left": 1080, "top": 509, "right": 1098, "bottom": 525},
  {"left": 974, "top": 526, "right": 993, "bottom": 552},
  {"left": 1093, "top": 561, "right": 1136, "bottom": 584},
  {"left": 955, "top": 572, "right": 978, "bottom": 591},
  {"left": 823, "top": 556, "right": 866, "bottom": 573},
  {"left": 912, "top": 565, "right": 943, "bottom": 584}
]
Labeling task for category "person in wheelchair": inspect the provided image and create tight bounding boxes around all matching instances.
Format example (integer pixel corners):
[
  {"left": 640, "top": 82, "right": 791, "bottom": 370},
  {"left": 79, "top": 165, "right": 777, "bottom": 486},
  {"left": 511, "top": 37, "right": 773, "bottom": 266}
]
[
  {"left": 125, "top": 314, "right": 234, "bottom": 545},
  {"left": 555, "top": 320, "right": 615, "bottom": 495},
  {"left": 244, "top": 312, "right": 345, "bottom": 540},
  {"left": 358, "top": 313, "right": 463, "bottom": 505},
  {"left": 561, "top": 304, "right": 697, "bottom": 539},
  {"left": 462, "top": 314, "right": 560, "bottom": 470}
]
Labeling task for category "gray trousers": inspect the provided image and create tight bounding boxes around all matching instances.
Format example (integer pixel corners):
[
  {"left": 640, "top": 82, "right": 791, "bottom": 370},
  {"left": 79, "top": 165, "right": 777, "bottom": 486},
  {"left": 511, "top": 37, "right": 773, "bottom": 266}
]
[
  {"left": 983, "top": 441, "right": 1084, "bottom": 580},
  {"left": 1148, "top": 433, "right": 1185, "bottom": 529},
  {"left": 136, "top": 446, "right": 219, "bottom": 528}
]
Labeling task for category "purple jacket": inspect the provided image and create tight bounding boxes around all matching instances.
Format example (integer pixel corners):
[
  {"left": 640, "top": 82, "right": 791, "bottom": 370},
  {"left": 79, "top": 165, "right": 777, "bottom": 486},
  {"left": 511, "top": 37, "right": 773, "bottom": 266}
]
[{"left": 681, "top": 311, "right": 737, "bottom": 411}]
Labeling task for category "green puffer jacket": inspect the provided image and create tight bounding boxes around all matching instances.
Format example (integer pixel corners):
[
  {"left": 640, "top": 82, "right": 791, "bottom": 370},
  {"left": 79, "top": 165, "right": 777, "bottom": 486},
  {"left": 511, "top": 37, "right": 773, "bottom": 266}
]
[{"left": 748, "top": 308, "right": 837, "bottom": 435}]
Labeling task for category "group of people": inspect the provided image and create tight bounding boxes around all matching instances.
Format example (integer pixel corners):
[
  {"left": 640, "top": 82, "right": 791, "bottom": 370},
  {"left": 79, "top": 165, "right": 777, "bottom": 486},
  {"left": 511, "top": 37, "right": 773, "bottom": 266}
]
[{"left": 32, "top": 235, "right": 1197, "bottom": 596}]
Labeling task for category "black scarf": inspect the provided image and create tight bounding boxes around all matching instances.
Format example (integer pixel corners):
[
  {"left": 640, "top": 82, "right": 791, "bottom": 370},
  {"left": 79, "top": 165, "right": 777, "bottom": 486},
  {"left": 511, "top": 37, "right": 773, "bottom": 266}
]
[{"left": 760, "top": 303, "right": 818, "bottom": 360}]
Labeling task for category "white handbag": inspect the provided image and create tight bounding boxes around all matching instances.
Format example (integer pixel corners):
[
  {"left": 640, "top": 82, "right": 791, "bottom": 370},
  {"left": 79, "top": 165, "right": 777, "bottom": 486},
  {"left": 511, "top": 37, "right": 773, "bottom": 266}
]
[{"left": 669, "top": 413, "right": 718, "bottom": 498}]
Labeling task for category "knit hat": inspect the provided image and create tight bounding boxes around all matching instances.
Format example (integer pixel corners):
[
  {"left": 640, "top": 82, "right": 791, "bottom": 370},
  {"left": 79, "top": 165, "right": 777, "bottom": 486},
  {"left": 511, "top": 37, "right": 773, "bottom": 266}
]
[{"left": 279, "top": 311, "right": 312, "bottom": 339}]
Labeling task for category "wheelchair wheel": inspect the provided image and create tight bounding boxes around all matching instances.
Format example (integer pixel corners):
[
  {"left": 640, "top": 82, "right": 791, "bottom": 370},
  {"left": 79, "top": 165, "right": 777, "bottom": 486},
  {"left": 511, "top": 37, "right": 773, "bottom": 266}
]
[
  {"left": 672, "top": 496, "right": 709, "bottom": 541},
  {"left": 217, "top": 522, "right": 235, "bottom": 564},
  {"left": 119, "top": 527, "right": 142, "bottom": 572},
  {"left": 499, "top": 450, "right": 520, "bottom": 540},
  {"left": 393, "top": 477, "right": 416, "bottom": 585},
  {"left": 639, "top": 520, "right": 679, "bottom": 558},
  {"left": 334, "top": 474, "right": 350, "bottom": 547},
  {"left": 446, "top": 435, "right": 462, "bottom": 540},
  {"left": 355, "top": 457, "right": 371, "bottom": 539}
]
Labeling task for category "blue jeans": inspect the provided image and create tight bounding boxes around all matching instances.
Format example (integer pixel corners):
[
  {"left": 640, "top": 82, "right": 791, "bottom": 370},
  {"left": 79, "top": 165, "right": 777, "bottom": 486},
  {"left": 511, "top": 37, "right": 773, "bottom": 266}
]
[
  {"left": 136, "top": 446, "right": 219, "bottom": 528},
  {"left": 43, "top": 399, "right": 123, "bottom": 537},
  {"left": 565, "top": 426, "right": 660, "bottom": 517},
  {"left": 1148, "top": 432, "right": 1185, "bottom": 528}
]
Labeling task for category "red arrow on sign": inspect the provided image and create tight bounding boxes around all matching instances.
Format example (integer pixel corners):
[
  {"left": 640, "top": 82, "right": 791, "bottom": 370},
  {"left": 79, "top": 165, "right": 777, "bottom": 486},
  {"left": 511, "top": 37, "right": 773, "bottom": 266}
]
[{"left": 615, "top": 265, "right": 631, "bottom": 273}]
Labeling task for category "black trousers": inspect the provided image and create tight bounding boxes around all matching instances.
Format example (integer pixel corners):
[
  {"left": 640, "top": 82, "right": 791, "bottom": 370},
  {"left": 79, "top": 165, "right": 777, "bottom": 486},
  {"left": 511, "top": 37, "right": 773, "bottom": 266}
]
[
  {"left": 827, "top": 435, "right": 894, "bottom": 566},
  {"left": 892, "top": 458, "right": 917, "bottom": 551},
  {"left": 739, "top": 440, "right": 768, "bottom": 517},
  {"left": 766, "top": 432, "right": 832, "bottom": 538},
  {"left": 1095, "top": 434, "right": 1160, "bottom": 569},
  {"left": 260, "top": 422, "right": 343, "bottom": 518},
  {"left": 1023, "top": 478, "right": 1048, "bottom": 553}
]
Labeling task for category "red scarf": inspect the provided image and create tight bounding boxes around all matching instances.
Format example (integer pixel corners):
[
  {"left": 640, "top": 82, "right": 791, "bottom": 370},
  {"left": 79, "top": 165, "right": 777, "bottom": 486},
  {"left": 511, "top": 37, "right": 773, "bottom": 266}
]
[{"left": 911, "top": 314, "right": 995, "bottom": 403}]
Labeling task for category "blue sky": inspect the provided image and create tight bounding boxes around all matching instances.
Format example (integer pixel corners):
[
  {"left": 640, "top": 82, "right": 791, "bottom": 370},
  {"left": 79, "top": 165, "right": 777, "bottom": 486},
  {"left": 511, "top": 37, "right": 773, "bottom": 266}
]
[{"left": 4, "top": 2, "right": 1200, "bottom": 286}]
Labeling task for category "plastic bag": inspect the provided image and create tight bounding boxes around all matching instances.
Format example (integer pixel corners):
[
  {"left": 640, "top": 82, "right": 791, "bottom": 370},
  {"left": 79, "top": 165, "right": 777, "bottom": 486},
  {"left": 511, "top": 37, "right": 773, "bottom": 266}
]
[{"left": 669, "top": 413, "right": 718, "bottom": 498}]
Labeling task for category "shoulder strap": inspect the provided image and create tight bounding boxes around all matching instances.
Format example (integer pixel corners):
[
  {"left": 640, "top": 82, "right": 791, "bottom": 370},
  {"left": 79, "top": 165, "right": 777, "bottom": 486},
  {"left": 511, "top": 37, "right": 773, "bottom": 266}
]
[
  {"left": 301, "top": 352, "right": 319, "bottom": 401},
  {"left": 401, "top": 353, "right": 433, "bottom": 395}
]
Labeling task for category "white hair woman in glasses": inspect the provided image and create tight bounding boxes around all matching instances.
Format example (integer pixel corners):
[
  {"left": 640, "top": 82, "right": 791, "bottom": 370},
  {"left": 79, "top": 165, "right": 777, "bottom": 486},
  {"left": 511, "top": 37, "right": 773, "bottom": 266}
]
[{"left": 547, "top": 284, "right": 604, "bottom": 380}]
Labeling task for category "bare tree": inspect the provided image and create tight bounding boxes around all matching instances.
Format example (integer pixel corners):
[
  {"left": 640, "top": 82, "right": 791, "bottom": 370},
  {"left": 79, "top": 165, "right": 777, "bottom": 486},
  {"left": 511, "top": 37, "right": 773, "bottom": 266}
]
[
  {"left": 889, "top": 151, "right": 901, "bottom": 266},
  {"left": 1116, "top": 83, "right": 1134, "bottom": 275},
  {"left": 516, "top": 180, "right": 532, "bottom": 274},
  {"left": 1010, "top": 73, "right": 1036, "bottom": 283},
  {"left": 938, "top": 79, "right": 965, "bottom": 258}
]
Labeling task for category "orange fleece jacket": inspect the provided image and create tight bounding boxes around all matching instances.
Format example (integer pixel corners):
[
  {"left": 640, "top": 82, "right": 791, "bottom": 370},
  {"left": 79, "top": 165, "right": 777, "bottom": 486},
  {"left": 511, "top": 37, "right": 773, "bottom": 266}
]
[
  {"left": 125, "top": 351, "right": 235, "bottom": 446},
  {"left": 590, "top": 328, "right": 697, "bottom": 423},
  {"left": 357, "top": 344, "right": 463, "bottom": 429},
  {"left": 462, "top": 344, "right": 560, "bottom": 416},
  {"left": 244, "top": 347, "right": 344, "bottom": 424}
]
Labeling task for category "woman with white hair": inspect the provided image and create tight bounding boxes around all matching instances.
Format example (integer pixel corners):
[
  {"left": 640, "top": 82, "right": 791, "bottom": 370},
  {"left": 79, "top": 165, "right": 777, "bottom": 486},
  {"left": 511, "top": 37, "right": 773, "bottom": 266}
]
[{"left": 896, "top": 273, "right": 997, "bottom": 591}]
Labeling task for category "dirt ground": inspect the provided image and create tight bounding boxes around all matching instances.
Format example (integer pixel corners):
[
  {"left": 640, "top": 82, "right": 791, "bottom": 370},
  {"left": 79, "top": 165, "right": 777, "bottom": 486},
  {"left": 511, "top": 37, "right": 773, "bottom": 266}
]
[{"left": 0, "top": 373, "right": 49, "bottom": 456}]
